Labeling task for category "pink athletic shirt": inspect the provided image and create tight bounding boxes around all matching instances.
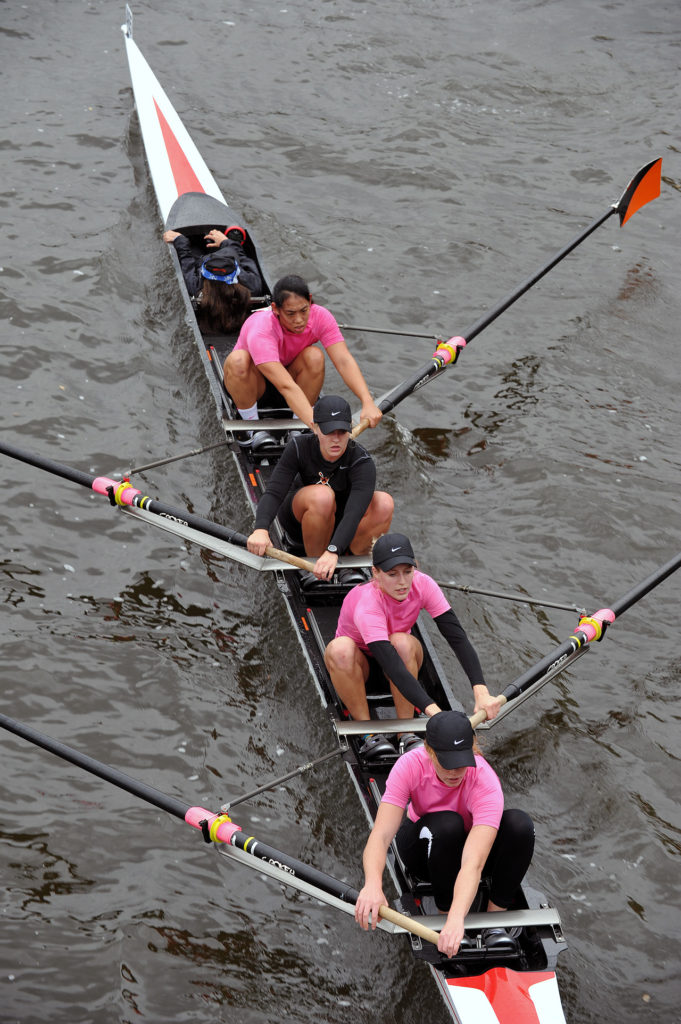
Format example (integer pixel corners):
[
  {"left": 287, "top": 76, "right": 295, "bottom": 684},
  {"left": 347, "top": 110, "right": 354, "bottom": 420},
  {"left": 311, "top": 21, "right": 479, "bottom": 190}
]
[
  {"left": 233, "top": 304, "right": 344, "bottom": 367},
  {"left": 335, "top": 570, "right": 451, "bottom": 651},
  {"left": 383, "top": 748, "right": 503, "bottom": 828}
]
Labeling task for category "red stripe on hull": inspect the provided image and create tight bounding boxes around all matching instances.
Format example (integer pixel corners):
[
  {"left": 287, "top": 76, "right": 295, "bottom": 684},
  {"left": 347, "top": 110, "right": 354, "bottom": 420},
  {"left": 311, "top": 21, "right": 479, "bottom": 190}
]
[
  {"left": 153, "top": 98, "right": 204, "bottom": 197},
  {"left": 448, "top": 968, "right": 556, "bottom": 1023}
]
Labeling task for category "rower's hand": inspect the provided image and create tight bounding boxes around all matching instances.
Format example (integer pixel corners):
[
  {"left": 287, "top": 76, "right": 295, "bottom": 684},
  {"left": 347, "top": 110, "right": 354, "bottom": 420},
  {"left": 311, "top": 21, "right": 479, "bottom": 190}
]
[
  {"left": 472, "top": 684, "right": 503, "bottom": 721},
  {"left": 355, "top": 882, "right": 386, "bottom": 931},
  {"left": 360, "top": 399, "right": 383, "bottom": 429},
  {"left": 247, "top": 529, "right": 271, "bottom": 556},
  {"left": 313, "top": 550, "right": 338, "bottom": 580},
  {"left": 163, "top": 230, "right": 180, "bottom": 243},
  {"left": 205, "top": 229, "right": 226, "bottom": 249},
  {"left": 438, "top": 916, "right": 465, "bottom": 958}
]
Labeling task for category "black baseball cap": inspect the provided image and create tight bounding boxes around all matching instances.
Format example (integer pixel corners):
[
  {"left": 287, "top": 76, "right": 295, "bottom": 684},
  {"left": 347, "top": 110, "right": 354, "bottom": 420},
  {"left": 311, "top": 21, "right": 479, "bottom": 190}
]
[
  {"left": 426, "top": 711, "right": 476, "bottom": 769},
  {"left": 372, "top": 533, "right": 416, "bottom": 572},
  {"left": 313, "top": 395, "right": 352, "bottom": 434}
]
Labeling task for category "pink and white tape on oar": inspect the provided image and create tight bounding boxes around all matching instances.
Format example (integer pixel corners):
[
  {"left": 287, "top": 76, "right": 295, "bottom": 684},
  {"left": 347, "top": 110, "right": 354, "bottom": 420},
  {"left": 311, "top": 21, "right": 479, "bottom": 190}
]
[{"left": 351, "top": 336, "right": 467, "bottom": 439}]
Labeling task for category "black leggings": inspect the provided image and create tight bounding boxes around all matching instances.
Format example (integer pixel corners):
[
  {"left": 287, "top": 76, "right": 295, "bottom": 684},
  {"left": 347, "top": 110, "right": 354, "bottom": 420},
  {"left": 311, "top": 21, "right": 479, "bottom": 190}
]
[{"left": 395, "top": 808, "right": 535, "bottom": 911}]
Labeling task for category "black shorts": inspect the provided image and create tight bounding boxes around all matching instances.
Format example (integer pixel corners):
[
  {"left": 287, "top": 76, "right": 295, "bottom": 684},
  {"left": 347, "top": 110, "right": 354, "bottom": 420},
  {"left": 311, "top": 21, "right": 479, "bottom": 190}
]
[
  {"left": 277, "top": 489, "right": 347, "bottom": 545},
  {"left": 257, "top": 378, "right": 291, "bottom": 416}
]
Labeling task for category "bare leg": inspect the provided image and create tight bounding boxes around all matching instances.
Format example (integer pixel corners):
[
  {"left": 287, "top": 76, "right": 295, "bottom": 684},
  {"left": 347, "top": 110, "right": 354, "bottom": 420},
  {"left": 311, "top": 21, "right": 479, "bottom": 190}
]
[
  {"left": 325, "top": 637, "right": 371, "bottom": 721},
  {"left": 291, "top": 485, "right": 337, "bottom": 556},
  {"left": 223, "top": 349, "right": 266, "bottom": 407},
  {"left": 326, "top": 632, "right": 424, "bottom": 727},
  {"left": 287, "top": 346, "right": 325, "bottom": 404},
  {"left": 349, "top": 491, "right": 394, "bottom": 554}
]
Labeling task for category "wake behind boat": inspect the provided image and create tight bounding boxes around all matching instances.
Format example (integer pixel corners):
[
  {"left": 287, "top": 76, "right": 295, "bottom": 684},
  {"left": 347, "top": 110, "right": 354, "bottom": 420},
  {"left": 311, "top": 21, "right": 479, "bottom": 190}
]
[{"left": 121, "top": 7, "right": 568, "bottom": 1022}]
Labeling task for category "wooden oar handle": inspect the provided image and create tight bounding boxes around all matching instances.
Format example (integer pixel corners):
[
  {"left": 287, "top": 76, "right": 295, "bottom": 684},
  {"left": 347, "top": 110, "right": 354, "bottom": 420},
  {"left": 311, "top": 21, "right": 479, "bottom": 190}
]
[
  {"left": 350, "top": 418, "right": 370, "bottom": 439},
  {"left": 264, "top": 545, "right": 315, "bottom": 572},
  {"left": 469, "top": 694, "right": 507, "bottom": 730},
  {"left": 378, "top": 904, "right": 440, "bottom": 946}
]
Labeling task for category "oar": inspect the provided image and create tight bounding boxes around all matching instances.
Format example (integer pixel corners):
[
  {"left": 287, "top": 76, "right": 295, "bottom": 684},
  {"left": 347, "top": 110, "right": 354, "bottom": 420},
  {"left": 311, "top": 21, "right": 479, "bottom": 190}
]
[
  {"left": 338, "top": 548, "right": 681, "bottom": 737},
  {"left": 339, "top": 324, "right": 442, "bottom": 341},
  {"left": 469, "top": 548, "right": 681, "bottom": 729},
  {"left": 0, "top": 438, "right": 315, "bottom": 573},
  {"left": 436, "top": 578, "right": 586, "bottom": 615},
  {"left": 351, "top": 158, "right": 662, "bottom": 438},
  {"left": 0, "top": 711, "right": 439, "bottom": 946}
]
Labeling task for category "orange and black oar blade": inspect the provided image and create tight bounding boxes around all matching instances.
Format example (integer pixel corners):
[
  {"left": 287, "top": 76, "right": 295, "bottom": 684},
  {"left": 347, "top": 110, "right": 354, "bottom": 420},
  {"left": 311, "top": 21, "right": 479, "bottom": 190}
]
[{"left": 615, "top": 157, "right": 662, "bottom": 226}]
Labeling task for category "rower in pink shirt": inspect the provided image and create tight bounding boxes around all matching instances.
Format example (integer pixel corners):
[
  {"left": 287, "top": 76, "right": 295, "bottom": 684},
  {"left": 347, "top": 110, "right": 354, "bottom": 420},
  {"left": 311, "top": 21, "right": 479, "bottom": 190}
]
[
  {"left": 325, "top": 533, "right": 502, "bottom": 760},
  {"left": 223, "top": 274, "right": 382, "bottom": 451},
  {"left": 355, "top": 710, "right": 535, "bottom": 959}
]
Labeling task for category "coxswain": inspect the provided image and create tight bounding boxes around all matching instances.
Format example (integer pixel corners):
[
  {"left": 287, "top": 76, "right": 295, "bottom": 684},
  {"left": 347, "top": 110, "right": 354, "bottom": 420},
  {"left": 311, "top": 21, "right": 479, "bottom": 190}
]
[{"left": 163, "top": 225, "right": 265, "bottom": 334}]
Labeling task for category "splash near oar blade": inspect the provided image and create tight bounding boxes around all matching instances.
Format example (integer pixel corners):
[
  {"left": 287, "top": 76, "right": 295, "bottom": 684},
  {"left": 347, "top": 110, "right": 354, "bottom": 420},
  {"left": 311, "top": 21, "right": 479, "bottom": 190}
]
[{"left": 616, "top": 157, "right": 662, "bottom": 226}]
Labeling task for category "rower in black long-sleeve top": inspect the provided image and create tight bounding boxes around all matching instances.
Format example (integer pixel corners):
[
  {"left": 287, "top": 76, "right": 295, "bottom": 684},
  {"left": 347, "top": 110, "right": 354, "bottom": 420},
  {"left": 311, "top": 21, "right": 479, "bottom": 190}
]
[{"left": 247, "top": 395, "right": 393, "bottom": 588}]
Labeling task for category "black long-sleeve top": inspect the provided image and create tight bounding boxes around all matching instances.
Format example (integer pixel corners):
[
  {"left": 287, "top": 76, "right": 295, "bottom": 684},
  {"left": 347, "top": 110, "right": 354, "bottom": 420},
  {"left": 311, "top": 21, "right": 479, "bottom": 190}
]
[
  {"left": 254, "top": 433, "right": 376, "bottom": 554},
  {"left": 367, "top": 608, "right": 486, "bottom": 711},
  {"left": 172, "top": 235, "right": 264, "bottom": 297}
]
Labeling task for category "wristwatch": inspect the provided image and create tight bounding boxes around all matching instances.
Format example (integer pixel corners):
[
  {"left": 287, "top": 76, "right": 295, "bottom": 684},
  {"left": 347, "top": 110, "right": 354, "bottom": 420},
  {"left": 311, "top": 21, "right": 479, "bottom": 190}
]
[{"left": 326, "top": 544, "right": 338, "bottom": 554}]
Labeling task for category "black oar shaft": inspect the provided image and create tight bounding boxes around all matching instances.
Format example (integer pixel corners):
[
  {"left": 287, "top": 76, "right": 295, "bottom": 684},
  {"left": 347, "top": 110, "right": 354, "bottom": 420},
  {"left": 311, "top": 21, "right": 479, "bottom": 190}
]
[
  {"left": 376, "top": 208, "right": 616, "bottom": 418},
  {"left": 501, "top": 549, "right": 681, "bottom": 703},
  {"left": 463, "top": 208, "right": 614, "bottom": 343},
  {"left": 0, "top": 713, "right": 189, "bottom": 820},
  {"left": 0, "top": 439, "right": 249, "bottom": 550},
  {"left": 0, "top": 710, "right": 359, "bottom": 907},
  {"left": 610, "top": 551, "right": 681, "bottom": 618},
  {"left": 1, "top": 439, "right": 94, "bottom": 490},
  {"left": 501, "top": 640, "right": 579, "bottom": 702},
  {"left": 125, "top": 495, "right": 249, "bottom": 549},
  {"left": 227, "top": 831, "right": 360, "bottom": 904},
  {"left": 375, "top": 162, "right": 660, "bottom": 421}
]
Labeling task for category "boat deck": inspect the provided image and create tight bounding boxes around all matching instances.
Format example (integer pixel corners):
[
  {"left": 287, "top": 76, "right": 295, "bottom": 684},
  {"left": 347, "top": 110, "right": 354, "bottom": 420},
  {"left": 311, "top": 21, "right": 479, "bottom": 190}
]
[
  {"left": 122, "top": 14, "right": 569, "bottom": 1016},
  {"left": 159, "top": 199, "right": 567, "bottom": 982}
]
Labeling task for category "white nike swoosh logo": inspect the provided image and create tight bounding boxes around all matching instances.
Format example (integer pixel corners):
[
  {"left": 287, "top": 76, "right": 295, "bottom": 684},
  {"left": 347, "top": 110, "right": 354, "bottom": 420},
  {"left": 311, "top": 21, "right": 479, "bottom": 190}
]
[
  {"left": 331, "top": 411, "right": 341, "bottom": 416},
  {"left": 453, "top": 739, "right": 464, "bottom": 746},
  {"left": 391, "top": 546, "right": 402, "bottom": 552}
]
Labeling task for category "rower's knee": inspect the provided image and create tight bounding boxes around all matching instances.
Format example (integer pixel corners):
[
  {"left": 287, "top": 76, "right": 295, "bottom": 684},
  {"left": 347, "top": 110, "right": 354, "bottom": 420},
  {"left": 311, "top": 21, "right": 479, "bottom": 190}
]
[
  {"left": 298, "top": 485, "right": 336, "bottom": 519},
  {"left": 372, "top": 491, "right": 394, "bottom": 528},
  {"left": 224, "top": 349, "right": 254, "bottom": 385},
  {"left": 325, "top": 637, "right": 359, "bottom": 675},
  {"left": 388, "top": 632, "right": 422, "bottom": 665},
  {"left": 501, "top": 808, "right": 535, "bottom": 847},
  {"left": 298, "top": 345, "right": 325, "bottom": 374}
]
